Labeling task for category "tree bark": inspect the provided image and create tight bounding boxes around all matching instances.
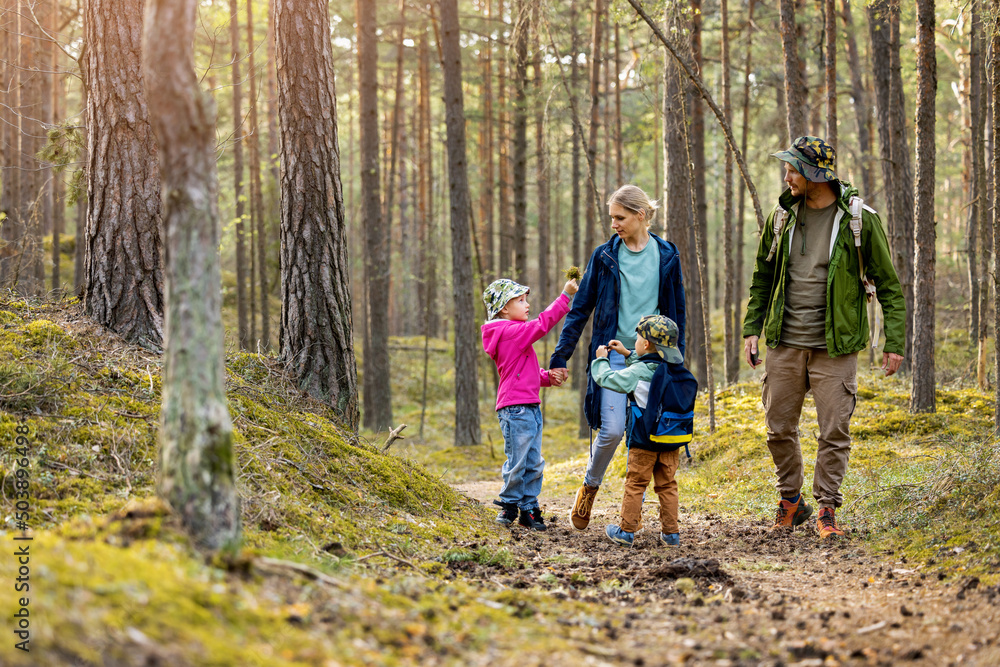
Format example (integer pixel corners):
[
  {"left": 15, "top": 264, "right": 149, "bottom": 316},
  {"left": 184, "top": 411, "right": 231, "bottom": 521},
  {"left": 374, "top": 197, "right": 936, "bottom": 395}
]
[
  {"left": 50, "top": 20, "right": 63, "bottom": 295},
  {"left": 969, "top": 0, "right": 984, "bottom": 349},
  {"left": 721, "top": 0, "right": 737, "bottom": 385},
  {"left": 275, "top": 0, "right": 359, "bottom": 428},
  {"left": 0, "top": 0, "right": 20, "bottom": 287},
  {"left": 888, "top": 1, "right": 915, "bottom": 373},
  {"left": 779, "top": 0, "right": 807, "bottom": 139},
  {"left": 512, "top": 0, "right": 529, "bottom": 283},
  {"left": 230, "top": 0, "right": 249, "bottom": 350},
  {"left": 993, "top": 2, "right": 1000, "bottom": 426},
  {"left": 533, "top": 2, "right": 549, "bottom": 302},
  {"left": 246, "top": 0, "right": 269, "bottom": 350},
  {"left": 83, "top": 0, "right": 164, "bottom": 349},
  {"left": 418, "top": 30, "right": 439, "bottom": 339},
  {"left": 735, "top": 0, "right": 755, "bottom": 362},
  {"left": 16, "top": 0, "right": 42, "bottom": 295},
  {"left": 570, "top": 0, "right": 581, "bottom": 268},
  {"left": 143, "top": 0, "right": 239, "bottom": 551},
  {"left": 479, "top": 0, "right": 494, "bottom": 280},
  {"left": 824, "top": 0, "right": 836, "bottom": 147},
  {"left": 440, "top": 0, "right": 481, "bottom": 446},
  {"left": 497, "top": 0, "right": 511, "bottom": 276},
  {"left": 841, "top": 0, "right": 873, "bottom": 198},
  {"left": 688, "top": 0, "right": 707, "bottom": 387},
  {"left": 868, "top": 0, "right": 894, "bottom": 222},
  {"left": 614, "top": 22, "right": 623, "bottom": 185},
  {"left": 356, "top": 0, "right": 392, "bottom": 431},
  {"left": 909, "top": 0, "right": 936, "bottom": 413}
]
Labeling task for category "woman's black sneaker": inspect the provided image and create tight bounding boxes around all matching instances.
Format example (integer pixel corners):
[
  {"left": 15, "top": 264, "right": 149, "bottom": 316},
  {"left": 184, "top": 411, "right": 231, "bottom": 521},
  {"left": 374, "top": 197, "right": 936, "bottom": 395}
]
[
  {"left": 519, "top": 507, "right": 547, "bottom": 531},
  {"left": 493, "top": 500, "right": 518, "bottom": 526}
]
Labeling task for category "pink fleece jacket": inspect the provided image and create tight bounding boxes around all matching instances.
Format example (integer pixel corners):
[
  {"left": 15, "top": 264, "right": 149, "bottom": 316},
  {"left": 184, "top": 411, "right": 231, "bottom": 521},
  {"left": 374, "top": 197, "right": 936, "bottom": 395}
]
[{"left": 481, "top": 292, "right": 571, "bottom": 411}]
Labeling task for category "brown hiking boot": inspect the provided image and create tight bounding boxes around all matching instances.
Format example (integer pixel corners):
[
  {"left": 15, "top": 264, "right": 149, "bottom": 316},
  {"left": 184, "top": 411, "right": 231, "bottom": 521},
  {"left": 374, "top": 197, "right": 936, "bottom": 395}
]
[
  {"left": 571, "top": 484, "right": 598, "bottom": 530},
  {"left": 817, "top": 507, "right": 845, "bottom": 539},
  {"left": 770, "top": 496, "right": 813, "bottom": 531}
]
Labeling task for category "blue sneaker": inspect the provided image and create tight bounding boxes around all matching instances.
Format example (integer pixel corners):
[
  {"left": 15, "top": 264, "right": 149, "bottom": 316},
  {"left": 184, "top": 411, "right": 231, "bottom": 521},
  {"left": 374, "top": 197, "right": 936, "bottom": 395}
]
[
  {"left": 605, "top": 524, "right": 634, "bottom": 547},
  {"left": 660, "top": 532, "right": 680, "bottom": 547}
]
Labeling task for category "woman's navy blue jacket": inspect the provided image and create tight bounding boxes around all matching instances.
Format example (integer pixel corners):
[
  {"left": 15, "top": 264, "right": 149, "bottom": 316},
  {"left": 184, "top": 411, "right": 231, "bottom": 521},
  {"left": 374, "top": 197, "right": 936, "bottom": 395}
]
[{"left": 549, "top": 233, "right": 686, "bottom": 431}]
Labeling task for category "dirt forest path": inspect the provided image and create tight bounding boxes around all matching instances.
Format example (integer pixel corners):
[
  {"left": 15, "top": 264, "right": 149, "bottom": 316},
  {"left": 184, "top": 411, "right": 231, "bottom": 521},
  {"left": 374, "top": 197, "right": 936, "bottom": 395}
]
[{"left": 451, "top": 481, "right": 1000, "bottom": 666}]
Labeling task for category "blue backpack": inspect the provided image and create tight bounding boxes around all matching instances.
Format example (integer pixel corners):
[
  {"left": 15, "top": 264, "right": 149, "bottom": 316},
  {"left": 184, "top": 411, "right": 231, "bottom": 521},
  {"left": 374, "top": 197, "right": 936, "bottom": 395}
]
[{"left": 627, "top": 358, "right": 699, "bottom": 456}]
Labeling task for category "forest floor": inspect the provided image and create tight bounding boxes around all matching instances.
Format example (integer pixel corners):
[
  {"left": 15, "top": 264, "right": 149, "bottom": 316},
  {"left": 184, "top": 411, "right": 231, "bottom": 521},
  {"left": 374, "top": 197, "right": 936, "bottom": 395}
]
[
  {"left": 0, "top": 294, "right": 998, "bottom": 666},
  {"left": 446, "top": 479, "right": 1000, "bottom": 666}
]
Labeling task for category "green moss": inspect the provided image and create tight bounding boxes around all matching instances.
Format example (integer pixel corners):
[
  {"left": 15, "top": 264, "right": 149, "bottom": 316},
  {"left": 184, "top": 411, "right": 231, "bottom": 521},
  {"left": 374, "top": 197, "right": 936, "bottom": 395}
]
[{"left": 23, "top": 318, "right": 71, "bottom": 349}]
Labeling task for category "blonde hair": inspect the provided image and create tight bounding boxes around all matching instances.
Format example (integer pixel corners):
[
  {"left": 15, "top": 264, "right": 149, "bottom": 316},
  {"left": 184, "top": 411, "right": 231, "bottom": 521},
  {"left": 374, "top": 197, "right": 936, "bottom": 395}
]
[{"left": 607, "top": 184, "right": 659, "bottom": 227}]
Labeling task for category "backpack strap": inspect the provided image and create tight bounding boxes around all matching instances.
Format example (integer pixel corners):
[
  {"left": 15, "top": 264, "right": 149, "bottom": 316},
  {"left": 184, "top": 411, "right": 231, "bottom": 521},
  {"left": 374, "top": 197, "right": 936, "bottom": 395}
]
[
  {"left": 849, "top": 196, "right": 877, "bottom": 303},
  {"left": 764, "top": 207, "right": 787, "bottom": 262}
]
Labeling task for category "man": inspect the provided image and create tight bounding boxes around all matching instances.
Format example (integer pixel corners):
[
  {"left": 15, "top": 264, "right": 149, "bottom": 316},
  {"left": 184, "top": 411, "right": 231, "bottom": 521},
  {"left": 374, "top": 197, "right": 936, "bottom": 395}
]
[{"left": 742, "top": 136, "right": 905, "bottom": 539}]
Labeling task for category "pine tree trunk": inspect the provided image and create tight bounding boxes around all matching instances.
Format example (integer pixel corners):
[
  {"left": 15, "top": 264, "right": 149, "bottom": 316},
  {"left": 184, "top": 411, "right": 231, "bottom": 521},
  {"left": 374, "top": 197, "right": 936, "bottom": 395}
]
[
  {"left": 50, "top": 28, "right": 63, "bottom": 295},
  {"left": 969, "top": 0, "right": 984, "bottom": 348},
  {"left": 0, "top": 0, "right": 19, "bottom": 287},
  {"left": 579, "top": 0, "right": 603, "bottom": 438},
  {"left": 74, "top": 78, "right": 87, "bottom": 298},
  {"left": 889, "top": 2, "right": 915, "bottom": 373},
  {"left": 246, "top": 0, "right": 269, "bottom": 350},
  {"left": 497, "top": 0, "right": 511, "bottom": 277},
  {"left": 440, "top": 0, "right": 481, "bottom": 446},
  {"left": 614, "top": 23, "right": 623, "bottom": 185},
  {"left": 824, "top": 0, "right": 836, "bottom": 147},
  {"left": 663, "top": 3, "right": 692, "bottom": 353},
  {"left": 357, "top": 0, "right": 392, "bottom": 431},
  {"left": 973, "top": 0, "right": 990, "bottom": 392},
  {"left": 779, "top": 0, "right": 807, "bottom": 139},
  {"left": 841, "top": 0, "right": 873, "bottom": 199},
  {"left": 275, "top": 0, "right": 358, "bottom": 427},
  {"left": 511, "top": 0, "right": 528, "bottom": 284},
  {"left": 570, "top": 1, "right": 582, "bottom": 268},
  {"left": 533, "top": 4, "right": 549, "bottom": 302},
  {"left": 689, "top": 0, "right": 707, "bottom": 388},
  {"left": 418, "top": 30, "right": 438, "bottom": 339},
  {"left": 230, "top": 0, "right": 250, "bottom": 350},
  {"left": 144, "top": 0, "right": 239, "bottom": 551},
  {"left": 910, "top": 0, "right": 936, "bottom": 412},
  {"left": 83, "top": 0, "right": 164, "bottom": 349},
  {"left": 721, "top": 0, "right": 737, "bottom": 385},
  {"left": 993, "top": 4, "right": 1000, "bottom": 424},
  {"left": 734, "top": 0, "right": 755, "bottom": 358},
  {"left": 17, "top": 0, "right": 42, "bottom": 295},
  {"left": 868, "top": 1, "right": 894, "bottom": 221},
  {"left": 479, "top": 0, "right": 495, "bottom": 281}
]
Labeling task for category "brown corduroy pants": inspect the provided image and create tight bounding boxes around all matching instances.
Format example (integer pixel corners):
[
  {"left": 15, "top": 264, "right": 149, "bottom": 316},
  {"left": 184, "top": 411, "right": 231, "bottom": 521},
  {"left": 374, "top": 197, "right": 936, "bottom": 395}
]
[
  {"left": 761, "top": 345, "right": 859, "bottom": 509},
  {"left": 619, "top": 447, "right": 680, "bottom": 534}
]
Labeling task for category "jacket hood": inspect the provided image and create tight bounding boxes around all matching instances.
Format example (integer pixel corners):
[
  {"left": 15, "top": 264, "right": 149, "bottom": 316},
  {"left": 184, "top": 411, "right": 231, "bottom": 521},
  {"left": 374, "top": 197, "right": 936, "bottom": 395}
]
[{"left": 481, "top": 318, "right": 515, "bottom": 359}]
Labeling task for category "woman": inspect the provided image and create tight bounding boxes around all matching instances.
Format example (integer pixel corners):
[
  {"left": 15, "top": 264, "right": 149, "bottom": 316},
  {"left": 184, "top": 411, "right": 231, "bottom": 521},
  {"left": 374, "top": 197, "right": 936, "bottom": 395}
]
[{"left": 549, "top": 184, "right": 686, "bottom": 531}]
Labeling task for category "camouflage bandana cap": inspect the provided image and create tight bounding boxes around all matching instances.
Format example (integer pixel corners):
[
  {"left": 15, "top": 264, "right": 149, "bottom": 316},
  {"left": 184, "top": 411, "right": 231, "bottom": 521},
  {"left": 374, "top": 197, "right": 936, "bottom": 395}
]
[
  {"left": 636, "top": 315, "right": 683, "bottom": 364},
  {"left": 483, "top": 278, "right": 530, "bottom": 320},
  {"left": 771, "top": 136, "right": 838, "bottom": 183}
]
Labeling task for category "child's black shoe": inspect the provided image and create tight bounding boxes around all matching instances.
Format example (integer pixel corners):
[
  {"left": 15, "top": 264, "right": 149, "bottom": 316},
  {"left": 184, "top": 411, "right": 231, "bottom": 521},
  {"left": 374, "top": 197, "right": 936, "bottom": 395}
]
[
  {"left": 493, "top": 500, "right": 518, "bottom": 526},
  {"left": 518, "top": 507, "right": 547, "bottom": 531}
]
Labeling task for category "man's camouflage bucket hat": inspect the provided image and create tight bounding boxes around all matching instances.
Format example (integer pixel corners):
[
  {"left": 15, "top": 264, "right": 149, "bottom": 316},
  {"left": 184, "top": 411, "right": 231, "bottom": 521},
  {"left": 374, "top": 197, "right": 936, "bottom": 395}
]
[
  {"left": 483, "top": 278, "right": 530, "bottom": 320},
  {"left": 771, "top": 136, "right": 838, "bottom": 183},
  {"left": 636, "top": 315, "right": 683, "bottom": 364}
]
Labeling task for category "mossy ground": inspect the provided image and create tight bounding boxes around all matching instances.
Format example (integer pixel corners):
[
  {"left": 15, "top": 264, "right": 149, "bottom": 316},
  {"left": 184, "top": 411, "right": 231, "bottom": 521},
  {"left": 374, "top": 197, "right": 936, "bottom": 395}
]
[{"left": 0, "top": 290, "right": 997, "bottom": 665}]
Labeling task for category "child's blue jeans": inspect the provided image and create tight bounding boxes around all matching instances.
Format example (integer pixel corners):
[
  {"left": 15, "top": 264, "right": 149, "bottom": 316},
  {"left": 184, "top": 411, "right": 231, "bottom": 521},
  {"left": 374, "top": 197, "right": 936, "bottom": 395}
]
[{"left": 497, "top": 403, "right": 545, "bottom": 510}]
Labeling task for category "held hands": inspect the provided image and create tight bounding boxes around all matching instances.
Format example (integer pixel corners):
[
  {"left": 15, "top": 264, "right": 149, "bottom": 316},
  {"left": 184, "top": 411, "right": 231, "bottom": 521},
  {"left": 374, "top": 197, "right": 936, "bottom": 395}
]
[
  {"left": 595, "top": 345, "right": 609, "bottom": 359},
  {"left": 606, "top": 340, "right": 629, "bottom": 356},
  {"left": 548, "top": 368, "right": 568, "bottom": 386},
  {"left": 563, "top": 278, "right": 579, "bottom": 295},
  {"left": 744, "top": 335, "right": 762, "bottom": 368}
]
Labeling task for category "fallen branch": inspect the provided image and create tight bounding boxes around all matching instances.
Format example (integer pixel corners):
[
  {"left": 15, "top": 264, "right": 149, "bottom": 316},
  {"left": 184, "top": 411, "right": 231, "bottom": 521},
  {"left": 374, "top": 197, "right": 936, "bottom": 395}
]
[
  {"left": 381, "top": 424, "right": 407, "bottom": 452},
  {"left": 255, "top": 556, "right": 347, "bottom": 589}
]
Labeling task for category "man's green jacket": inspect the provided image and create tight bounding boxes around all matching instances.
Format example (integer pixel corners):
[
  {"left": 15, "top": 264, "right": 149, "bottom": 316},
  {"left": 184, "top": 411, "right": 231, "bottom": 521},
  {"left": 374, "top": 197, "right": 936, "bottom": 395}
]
[{"left": 741, "top": 182, "right": 906, "bottom": 357}]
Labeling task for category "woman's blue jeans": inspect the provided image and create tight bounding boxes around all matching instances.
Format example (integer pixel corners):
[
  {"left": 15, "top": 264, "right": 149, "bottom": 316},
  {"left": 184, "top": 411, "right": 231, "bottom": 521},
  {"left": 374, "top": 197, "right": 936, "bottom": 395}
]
[{"left": 584, "top": 350, "right": 627, "bottom": 488}]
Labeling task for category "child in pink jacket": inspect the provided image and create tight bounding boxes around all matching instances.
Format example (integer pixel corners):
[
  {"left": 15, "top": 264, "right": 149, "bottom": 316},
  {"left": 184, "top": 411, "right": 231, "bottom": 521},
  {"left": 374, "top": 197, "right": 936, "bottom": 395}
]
[{"left": 481, "top": 277, "right": 578, "bottom": 530}]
